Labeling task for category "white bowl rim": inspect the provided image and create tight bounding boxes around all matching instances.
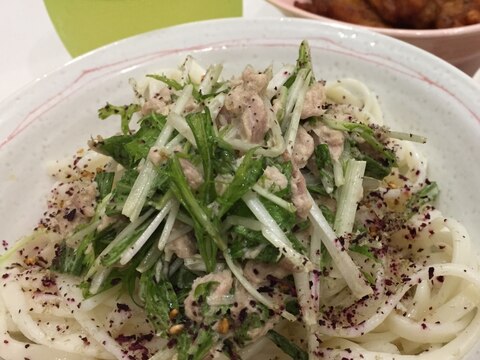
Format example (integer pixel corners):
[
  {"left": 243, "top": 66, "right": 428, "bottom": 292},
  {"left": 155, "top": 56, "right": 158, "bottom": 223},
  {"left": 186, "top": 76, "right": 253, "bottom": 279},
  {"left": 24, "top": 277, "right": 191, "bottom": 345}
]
[{"left": 1, "top": 15, "right": 479, "bottom": 114}]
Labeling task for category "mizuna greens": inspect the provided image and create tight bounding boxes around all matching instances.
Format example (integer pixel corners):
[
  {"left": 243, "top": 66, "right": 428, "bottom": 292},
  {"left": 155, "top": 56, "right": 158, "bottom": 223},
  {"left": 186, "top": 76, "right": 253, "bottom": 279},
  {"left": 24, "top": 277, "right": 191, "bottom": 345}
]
[{"left": 2, "top": 41, "right": 479, "bottom": 360}]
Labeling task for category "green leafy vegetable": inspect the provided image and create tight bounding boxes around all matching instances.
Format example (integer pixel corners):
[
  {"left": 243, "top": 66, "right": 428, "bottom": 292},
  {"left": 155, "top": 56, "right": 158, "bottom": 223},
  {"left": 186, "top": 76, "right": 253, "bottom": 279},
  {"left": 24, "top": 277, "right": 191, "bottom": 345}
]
[
  {"left": 95, "top": 172, "right": 115, "bottom": 199},
  {"left": 98, "top": 103, "right": 141, "bottom": 135},
  {"left": 106, "top": 169, "right": 138, "bottom": 215},
  {"left": 260, "top": 198, "right": 296, "bottom": 233},
  {"left": 314, "top": 144, "right": 335, "bottom": 194},
  {"left": 186, "top": 110, "right": 216, "bottom": 204},
  {"left": 51, "top": 241, "right": 90, "bottom": 276},
  {"left": 92, "top": 224, "right": 121, "bottom": 256},
  {"left": 217, "top": 149, "right": 265, "bottom": 217},
  {"left": 349, "top": 244, "right": 378, "bottom": 262},
  {"left": 229, "top": 225, "right": 280, "bottom": 263},
  {"left": 295, "top": 40, "right": 315, "bottom": 84},
  {"left": 168, "top": 155, "right": 226, "bottom": 271},
  {"left": 405, "top": 181, "right": 439, "bottom": 219},
  {"left": 266, "top": 330, "right": 308, "bottom": 360},
  {"left": 169, "top": 266, "right": 198, "bottom": 303},
  {"left": 319, "top": 204, "right": 335, "bottom": 226},
  {"left": 147, "top": 74, "right": 183, "bottom": 91},
  {"left": 362, "top": 270, "right": 376, "bottom": 285},
  {"left": 194, "top": 281, "right": 219, "bottom": 300},
  {"left": 284, "top": 40, "right": 315, "bottom": 88},
  {"left": 285, "top": 299, "right": 301, "bottom": 316},
  {"left": 189, "top": 328, "right": 216, "bottom": 360},
  {"left": 100, "top": 214, "right": 155, "bottom": 267},
  {"left": 306, "top": 183, "right": 329, "bottom": 197},
  {"left": 51, "top": 221, "right": 117, "bottom": 276},
  {"left": 234, "top": 309, "right": 268, "bottom": 346},
  {"left": 140, "top": 268, "right": 179, "bottom": 336},
  {"left": 348, "top": 141, "right": 392, "bottom": 179},
  {"left": 257, "top": 198, "right": 306, "bottom": 255},
  {"left": 322, "top": 118, "right": 397, "bottom": 176},
  {"left": 93, "top": 113, "right": 166, "bottom": 168},
  {"left": 214, "top": 146, "right": 236, "bottom": 175}
]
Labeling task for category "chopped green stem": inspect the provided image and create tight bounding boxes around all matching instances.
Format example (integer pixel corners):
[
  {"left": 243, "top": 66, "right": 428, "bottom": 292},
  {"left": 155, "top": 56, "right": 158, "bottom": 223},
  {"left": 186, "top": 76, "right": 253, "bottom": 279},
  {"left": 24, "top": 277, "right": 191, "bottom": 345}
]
[
  {"left": 224, "top": 252, "right": 297, "bottom": 322},
  {"left": 387, "top": 130, "right": 427, "bottom": 144},
  {"left": 217, "top": 149, "right": 265, "bottom": 217},
  {"left": 242, "top": 191, "right": 313, "bottom": 271},
  {"left": 222, "top": 216, "right": 263, "bottom": 232},
  {"left": 65, "top": 220, "right": 100, "bottom": 248},
  {"left": 405, "top": 181, "right": 439, "bottom": 219},
  {"left": 168, "top": 155, "right": 226, "bottom": 254},
  {"left": 334, "top": 160, "right": 366, "bottom": 236},
  {"left": 266, "top": 330, "right": 308, "bottom": 360},
  {"left": 157, "top": 200, "right": 180, "bottom": 251},
  {"left": 199, "top": 64, "right": 223, "bottom": 95},
  {"left": 169, "top": 156, "right": 224, "bottom": 249},
  {"left": 89, "top": 266, "right": 112, "bottom": 295},
  {"left": 333, "top": 159, "right": 345, "bottom": 187},
  {"left": 122, "top": 161, "right": 158, "bottom": 221},
  {"left": 86, "top": 208, "right": 155, "bottom": 279},
  {"left": 252, "top": 184, "right": 296, "bottom": 213},
  {"left": 136, "top": 244, "right": 162, "bottom": 273},
  {"left": 266, "top": 65, "right": 295, "bottom": 100},
  {"left": 65, "top": 192, "right": 112, "bottom": 247},
  {"left": 180, "top": 55, "right": 195, "bottom": 85},
  {"left": 167, "top": 113, "right": 196, "bottom": 146},
  {"left": 176, "top": 211, "right": 194, "bottom": 227},
  {"left": 186, "top": 110, "right": 216, "bottom": 204},
  {"left": 322, "top": 116, "right": 396, "bottom": 165},
  {"left": 309, "top": 224, "right": 322, "bottom": 314},
  {"left": 285, "top": 72, "right": 312, "bottom": 155},
  {"left": 122, "top": 85, "right": 193, "bottom": 221},
  {"left": 205, "top": 93, "right": 226, "bottom": 130},
  {"left": 282, "top": 68, "right": 308, "bottom": 133},
  {"left": 295, "top": 40, "right": 315, "bottom": 84},
  {"left": 119, "top": 200, "right": 175, "bottom": 265},
  {"left": 165, "top": 134, "right": 185, "bottom": 151},
  {"left": 147, "top": 74, "right": 183, "bottom": 90},
  {"left": 293, "top": 272, "right": 316, "bottom": 326},
  {"left": 308, "top": 193, "right": 373, "bottom": 298}
]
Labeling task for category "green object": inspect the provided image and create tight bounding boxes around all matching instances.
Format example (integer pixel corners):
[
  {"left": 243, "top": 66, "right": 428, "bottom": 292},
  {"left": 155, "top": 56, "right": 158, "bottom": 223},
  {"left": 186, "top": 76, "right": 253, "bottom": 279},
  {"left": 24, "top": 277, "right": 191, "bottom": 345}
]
[
  {"left": 44, "top": 0, "right": 242, "bottom": 57},
  {"left": 216, "top": 148, "right": 265, "bottom": 217},
  {"left": 266, "top": 330, "right": 308, "bottom": 360}
]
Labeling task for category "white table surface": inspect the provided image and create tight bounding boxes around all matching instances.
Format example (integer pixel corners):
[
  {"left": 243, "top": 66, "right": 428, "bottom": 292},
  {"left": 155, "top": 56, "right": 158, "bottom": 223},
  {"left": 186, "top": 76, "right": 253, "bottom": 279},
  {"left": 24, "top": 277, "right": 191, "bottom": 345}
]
[
  {"left": 0, "top": 1, "right": 283, "bottom": 104},
  {"left": 0, "top": 1, "right": 477, "bottom": 104}
]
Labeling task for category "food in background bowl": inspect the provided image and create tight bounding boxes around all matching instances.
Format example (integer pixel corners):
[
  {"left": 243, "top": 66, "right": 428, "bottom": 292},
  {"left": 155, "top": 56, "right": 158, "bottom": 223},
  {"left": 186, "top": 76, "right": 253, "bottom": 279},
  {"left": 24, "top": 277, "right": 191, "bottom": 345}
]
[
  {"left": 294, "top": 0, "right": 480, "bottom": 29},
  {"left": 268, "top": 0, "right": 480, "bottom": 74}
]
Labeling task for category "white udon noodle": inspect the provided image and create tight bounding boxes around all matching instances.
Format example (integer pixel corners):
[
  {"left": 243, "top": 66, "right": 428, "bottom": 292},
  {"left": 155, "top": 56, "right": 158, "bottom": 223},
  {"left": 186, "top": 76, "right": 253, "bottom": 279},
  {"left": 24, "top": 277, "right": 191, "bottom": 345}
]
[{"left": 0, "top": 77, "right": 479, "bottom": 360}]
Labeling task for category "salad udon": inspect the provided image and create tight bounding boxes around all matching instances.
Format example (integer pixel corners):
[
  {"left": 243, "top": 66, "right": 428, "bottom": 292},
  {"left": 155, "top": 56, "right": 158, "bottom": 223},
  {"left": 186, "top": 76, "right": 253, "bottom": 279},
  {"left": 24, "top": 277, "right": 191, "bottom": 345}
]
[{"left": 1, "top": 41, "right": 479, "bottom": 360}]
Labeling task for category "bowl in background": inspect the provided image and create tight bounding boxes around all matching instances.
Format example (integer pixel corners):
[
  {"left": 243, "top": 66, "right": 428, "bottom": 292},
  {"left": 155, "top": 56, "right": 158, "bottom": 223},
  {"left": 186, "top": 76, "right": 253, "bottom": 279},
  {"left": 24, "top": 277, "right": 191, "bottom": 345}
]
[{"left": 268, "top": 0, "right": 480, "bottom": 75}]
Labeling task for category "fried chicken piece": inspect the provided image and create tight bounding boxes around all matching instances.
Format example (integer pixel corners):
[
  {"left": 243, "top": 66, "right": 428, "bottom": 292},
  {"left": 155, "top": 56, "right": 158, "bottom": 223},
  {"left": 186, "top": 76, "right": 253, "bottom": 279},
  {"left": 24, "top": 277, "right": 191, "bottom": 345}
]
[
  {"left": 294, "top": 0, "right": 389, "bottom": 27},
  {"left": 294, "top": 0, "right": 328, "bottom": 16},
  {"left": 366, "top": 0, "right": 439, "bottom": 28},
  {"left": 295, "top": 0, "right": 480, "bottom": 29},
  {"left": 436, "top": 0, "right": 480, "bottom": 27}
]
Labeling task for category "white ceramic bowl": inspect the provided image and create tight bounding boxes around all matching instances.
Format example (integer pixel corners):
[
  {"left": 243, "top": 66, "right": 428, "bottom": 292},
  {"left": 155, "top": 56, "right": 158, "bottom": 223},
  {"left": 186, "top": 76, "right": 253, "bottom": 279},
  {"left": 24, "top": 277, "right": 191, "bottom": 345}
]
[
  {"left": 268, "top": 0, "right": 480, "bottom": 75},
  {"left": 0, "top": 18, "right": 479, "bottom": 358}
]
